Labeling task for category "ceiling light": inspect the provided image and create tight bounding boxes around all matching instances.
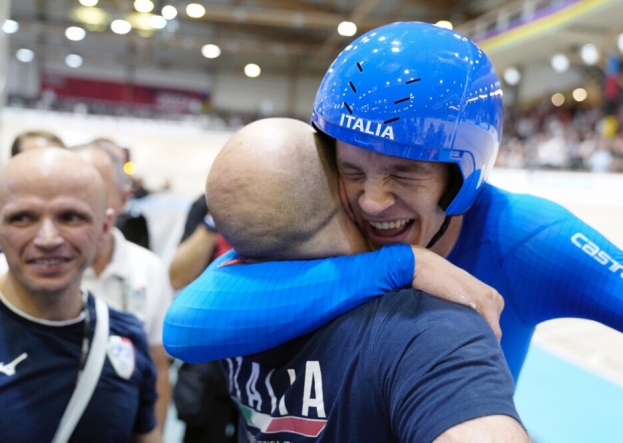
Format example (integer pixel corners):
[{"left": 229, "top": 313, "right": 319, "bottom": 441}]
[
  {"left": 618, "top": 33, "right": 623, "bottom": 53},
  {"left": 551, "top": 53, "right": 569, "bottom": 73},
  {"left": 149, "top": 15, "right": 167, "bottom": 30},
  {"left": 572, "top": 88, "right": 587, "bottom": 102},
  {"left": 2, "top": 19, "right": 19, "bottom": 34},
  {"left": 551, "top": 93, "right": 565, "bottom": 106},
  {"left": 134, "top": 0, "right": 154, "bottom": 13},
  {"left": 503, "top": 67, "right": 520, "bottom": 85},
  {"left": 580, "top": 44, "right": 599, "bottom": 65},
  {"left": 73, "top": 7, "right": 109, "bottom": 27},
  {"left": 201, "top": 44, "right": 221, "bottom": 59},
  {"left": 65, "top": 26, "right": 86, "bottom": 41},
  {"left": 16, "top": 48, "right": 34, "bottom": 63},
  {"left": 337, "top": 21, "right": 357, "bottom": 37},
  {"left": 111, "top": 19, "right": 132, "bottom": 34},
  {"left": 65, "top": 54, "right": 83, "bottom": 68},
  {"left": 186, "top": 3, "right": 206, "bottom": 18},
  {"left": 79, "top": 0, "right": 99, "bottom": 6},
  {"left": 124, "top": 162, "right": 137, "bottom": 175},
  {"left": 435, "top": 20, "right": 453, "bottom": 30},
  {"left": 162, "top": 5, "right": 178, "bottom": 20},
  {"left": 244, "top": 63, "right": 261, "bottom": 78}
]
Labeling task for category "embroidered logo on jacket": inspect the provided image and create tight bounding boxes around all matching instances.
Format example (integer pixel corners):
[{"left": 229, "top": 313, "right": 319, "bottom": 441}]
[{"left": 107, "top": 336, "right": 135, "bottom": 380}]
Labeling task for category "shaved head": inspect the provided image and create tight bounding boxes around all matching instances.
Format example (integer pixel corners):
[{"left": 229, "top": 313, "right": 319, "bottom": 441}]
[
  {"left": 207, "top": 118, "right": 368, "bottom": 261},
  {"left": 73, "top": 145, "right": 131, "bottom": 219},
  {"left": 0, "top": 148, "right": 107, "bottom": 213}
]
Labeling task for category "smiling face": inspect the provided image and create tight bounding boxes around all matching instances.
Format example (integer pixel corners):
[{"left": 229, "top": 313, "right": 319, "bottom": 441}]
[
  {"left": 336, "top": 140, "right": 449, "bottom": 249},
  {"left": 0, "top": 150, "right": 110, "bottom": 299}
]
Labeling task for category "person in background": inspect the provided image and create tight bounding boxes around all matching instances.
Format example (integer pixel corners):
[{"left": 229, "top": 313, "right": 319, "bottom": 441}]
[
  {"left": 168, "top": 194, "right": 238, "bottom": 443},
  {"left": 88, "top": 138, "right": 152, "bottom": 250},
  {"left": 72, "top": 144, "right": 173, "bottom": 433},
  {"left": 165, "top": 118, "right": 528, "bottom": 442},
  {"left": 169, "top": 194, "right": 231, "bottom": 291},
  {"left": 0, "top": 148, "right": 160, "bottom": 442},
  {"left": 10, "top": 129, "right": 65, "bottom": 157}
]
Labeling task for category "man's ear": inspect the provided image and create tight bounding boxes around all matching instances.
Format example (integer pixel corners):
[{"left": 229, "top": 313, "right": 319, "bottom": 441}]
[
  {"left": 121, "top": 186, "right": 132, "bottom": 208},
  {"left": 338, "top": 176, "right": 357, "bottom": 223},
  {"left": 99, "top": 208, "right": 115, "bottom": 246}
]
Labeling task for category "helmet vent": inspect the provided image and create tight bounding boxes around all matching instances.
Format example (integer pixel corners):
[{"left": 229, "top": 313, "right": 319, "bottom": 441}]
[
  {"left": 394, "top": 97, "right": 411, "bottom": 104},
  {"left": 384, "top": 117, "right": 399, "bottom": 124},
  {"left": 356, "top": 62, "right": 363, "bottom": 72},
  {"left": 349, "top": 82, "right": 357, "bottom": 93},
  {"left": 406, "top": 78, "right": 421, "bottom": 84},
  {"left": 343, "top": 102, "right": 353, "bottom": 114}
]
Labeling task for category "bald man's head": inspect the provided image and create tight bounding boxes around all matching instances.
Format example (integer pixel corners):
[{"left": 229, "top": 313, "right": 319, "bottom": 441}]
[
  {"left": 0, "top": 148, "right": 112, "bottom": 298},
  {"left": 73, "top": 145, "right": 131, "bottom": 218},
  {"left": 207, "top": 118, "right": 368, "bottom": 261},
  {"left": 0, "top": 148, "right": 107, "bottom": 213}
]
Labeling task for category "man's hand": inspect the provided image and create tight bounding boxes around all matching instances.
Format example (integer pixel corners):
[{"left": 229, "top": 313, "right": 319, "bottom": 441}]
[{"left": 411, "top": 246, "right": 504, "bottom": 340}]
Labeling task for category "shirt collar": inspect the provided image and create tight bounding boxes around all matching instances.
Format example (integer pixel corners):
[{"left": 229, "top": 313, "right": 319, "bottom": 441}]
[{"left": 86, "top": 227, "right": 129, "bottom": 281}]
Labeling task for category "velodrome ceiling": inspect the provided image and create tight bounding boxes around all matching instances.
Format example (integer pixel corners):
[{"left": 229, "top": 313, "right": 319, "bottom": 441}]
[{"left": 4, "top": 0, "right": 623, "bottom": 86}]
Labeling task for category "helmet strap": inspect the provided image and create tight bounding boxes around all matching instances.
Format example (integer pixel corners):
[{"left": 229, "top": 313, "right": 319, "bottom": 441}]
[{"left": 426, "top": 215, "right": 452, "bottom": 249}]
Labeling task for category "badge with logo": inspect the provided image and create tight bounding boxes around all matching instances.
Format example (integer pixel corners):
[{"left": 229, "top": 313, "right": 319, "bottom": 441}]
[{"left": 107, "top": 335, "right": 135, "bottom": 380}]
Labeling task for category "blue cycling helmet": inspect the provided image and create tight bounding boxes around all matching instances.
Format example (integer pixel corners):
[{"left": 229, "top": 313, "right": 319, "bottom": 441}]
[{"left": 312, "top": 21, "right": 503, "bottom": 215}]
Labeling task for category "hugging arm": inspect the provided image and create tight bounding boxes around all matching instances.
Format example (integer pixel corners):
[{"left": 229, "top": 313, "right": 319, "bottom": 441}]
[{"left": 163, "top": 244, "right": 504, "bottom": 362}]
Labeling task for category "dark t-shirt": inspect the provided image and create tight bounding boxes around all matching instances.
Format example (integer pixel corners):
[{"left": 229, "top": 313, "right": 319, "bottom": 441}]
[
  {"left": 0, "top": 292, "right": 158, "bottom": 442},
  {"left": 223, "top": 289, "right": 520, "bottom": 443}
]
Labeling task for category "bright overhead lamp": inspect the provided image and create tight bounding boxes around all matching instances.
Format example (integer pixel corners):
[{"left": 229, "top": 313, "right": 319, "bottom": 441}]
[
  {"left": 244, "top": 63, "right": 261, "bottom": 78},
  {"left": 149, "top": 15, "right": 167, "bottom": 30},
  {"left": 337, "top": 21, "right": 357, "bottom": 37},
  {"left": 580, "top": 44, "right": 599, "bottom": 65},
  {"left": 73, "top": 7, "right": 109, "bottom": 28},
  {"left": 16, "top": 48, "right": 34, "bottom": 63},
  {"left": 111, "top": 19, "right": 132, "bottom": 34},
  {"left": 503, "top": 67, "right": 521, "bottom": 86},
  {"left": 551, "top": 53, "right": 569, "bottom": 73},
  {"left": 134, "top": 0, "right": 154, "bottom": 13},
  {"left": 3, "top": 19, "right": 19, "bottom": 34},
  {"left": 551, "top": 93, "right": 565, "bottom": 107},
  {"left": 79, "top": 0, "right": 99, "bottom": 6},
  {"left": 124, "top": 162, "right": 137, "bottom": 175},
  {"left": 201, "top": 44, "right": 221, "bottom": 59},
  {"left": 65, "top": 26, "right": 86, "bottom": 41},
  {"left": 186, "top": 3, "right": 206, "bottom": 18},
  {"left": 572, "top": 88, "right": 587, "bottom": 102},
  {"left": 435, "top": 20, "right": 453, "bottom": 30},
  {"left": 65, "top": 54, "right": 83, "bottom": 68},
  {"left": 162, "top": 5, "right": 178, "bottom": 20}
]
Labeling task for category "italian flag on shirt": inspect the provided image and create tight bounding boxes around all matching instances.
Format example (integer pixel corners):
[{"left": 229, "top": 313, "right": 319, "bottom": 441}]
[{"left": 236, "top": 401, "right": 326, "bottom": 438}]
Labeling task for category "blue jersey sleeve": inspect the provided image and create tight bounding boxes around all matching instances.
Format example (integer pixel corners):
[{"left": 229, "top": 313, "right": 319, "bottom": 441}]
[
  {"left": 163, "top": 244, "right": 414, "bottom": 362},
  {"left": 501, "top": 198, "right": 623, "bottom": 329}
]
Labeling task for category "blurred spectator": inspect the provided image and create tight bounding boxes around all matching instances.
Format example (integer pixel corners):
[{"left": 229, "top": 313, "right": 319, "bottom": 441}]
[
  {"left": 587, "top": 140, "right": 614, "bottom": 173},
  {"left": 81, "top": 138, "right": 151, "bottom": 249},
  {"left": 73, "top": 144, "right": 174, "bottom": 433},
  {"left": 498, "top": 101, "right": 623, "bottom": 173},
  {"left": 10, "top": 130, "right": 65, "bottom": 157}
]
